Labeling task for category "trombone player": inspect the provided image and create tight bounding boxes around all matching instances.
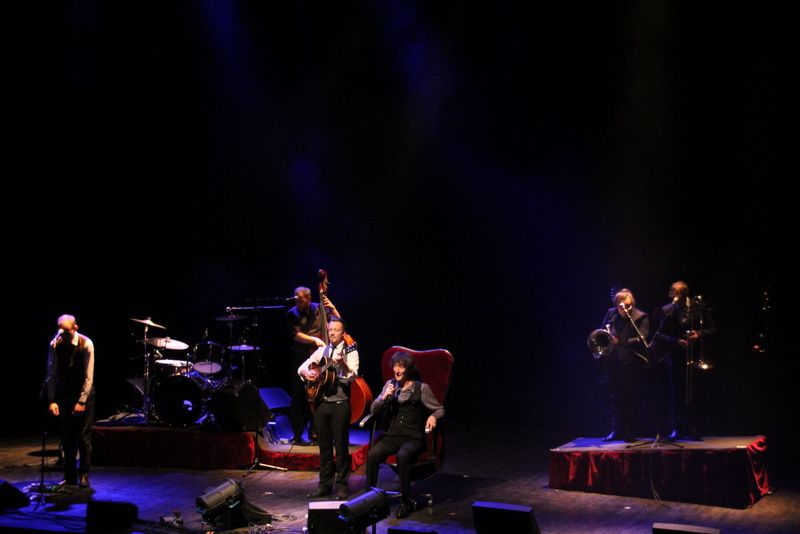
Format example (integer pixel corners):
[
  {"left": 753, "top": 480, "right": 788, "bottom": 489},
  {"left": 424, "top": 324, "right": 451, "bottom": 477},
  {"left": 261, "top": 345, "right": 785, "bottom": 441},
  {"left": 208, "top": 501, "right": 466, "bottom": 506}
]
[
  {"left": 590, "top": 288, "right": 650, "bottom": 442},
  {"left": 651, "top": 281, "right": 716, "bottom": 440}
]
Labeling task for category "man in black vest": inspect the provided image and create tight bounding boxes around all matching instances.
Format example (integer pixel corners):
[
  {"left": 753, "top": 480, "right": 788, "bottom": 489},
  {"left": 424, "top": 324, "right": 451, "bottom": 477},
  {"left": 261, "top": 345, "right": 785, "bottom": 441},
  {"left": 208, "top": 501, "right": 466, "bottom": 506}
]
[
  {"left": 45, "top": 314, "right": 95, "bottom": 488},
  {"left": 299, "top": 316, "right": 358, "bottom": 500},
  {"left": 366, "top": 352, "right": 445, "bottom": 518}
]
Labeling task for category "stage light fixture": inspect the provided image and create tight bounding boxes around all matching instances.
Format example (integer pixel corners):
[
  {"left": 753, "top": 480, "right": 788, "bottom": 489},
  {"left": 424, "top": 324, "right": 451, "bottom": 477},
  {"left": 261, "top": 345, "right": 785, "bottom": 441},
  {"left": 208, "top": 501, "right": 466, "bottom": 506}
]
[
  {"left": 196, "top": 479, "right": 245, "bottom": 528},
  {"left": 338, "top": 487, "right": 390, "bottom": 533}
]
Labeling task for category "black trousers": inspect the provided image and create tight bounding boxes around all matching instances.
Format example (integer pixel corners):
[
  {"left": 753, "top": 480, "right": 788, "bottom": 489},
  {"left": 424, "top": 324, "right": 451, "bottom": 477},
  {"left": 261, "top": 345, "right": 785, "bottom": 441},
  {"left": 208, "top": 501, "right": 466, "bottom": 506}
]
[
  {"left": 366, "top": 434, "right": 425, "bottom": 498},
  {"left": 59, "top": 399, "right": 95, "bottom": 480},
  {"left": 603, "top": 349, "right": 641, "bottom": 436},
  {"left": 290, "top": 353, "right": 315, "bottom": 441},
  {"left": 314, "top": 400, "right": 350, "bottom": 490}
]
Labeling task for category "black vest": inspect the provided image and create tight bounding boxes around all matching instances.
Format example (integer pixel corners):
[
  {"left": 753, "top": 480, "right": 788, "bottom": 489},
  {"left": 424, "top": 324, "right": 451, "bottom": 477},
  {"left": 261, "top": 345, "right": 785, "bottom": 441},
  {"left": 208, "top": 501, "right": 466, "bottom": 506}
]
[
  {"left": 54, "top": 336, "right": 90, "bottom": 404},
  {"left": 386, "top": 381, "right": 426, "bottom": 440}
]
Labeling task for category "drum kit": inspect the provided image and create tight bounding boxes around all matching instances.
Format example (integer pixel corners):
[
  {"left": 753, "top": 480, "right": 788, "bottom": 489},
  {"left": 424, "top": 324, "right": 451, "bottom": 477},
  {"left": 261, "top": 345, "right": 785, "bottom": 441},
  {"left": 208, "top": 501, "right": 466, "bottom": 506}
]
[{"left": 129, "top": 314, "right": 260, "bottom": 427}]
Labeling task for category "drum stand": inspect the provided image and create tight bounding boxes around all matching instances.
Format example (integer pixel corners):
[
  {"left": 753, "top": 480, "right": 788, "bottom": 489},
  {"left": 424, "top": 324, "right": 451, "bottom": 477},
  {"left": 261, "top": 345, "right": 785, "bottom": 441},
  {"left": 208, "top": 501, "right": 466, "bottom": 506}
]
[
  {"left": 129, "top": 317, "right": 168, "bottom": 424},
  {"left": 140, "top": 323, "right": 154, "bottom": 423}
]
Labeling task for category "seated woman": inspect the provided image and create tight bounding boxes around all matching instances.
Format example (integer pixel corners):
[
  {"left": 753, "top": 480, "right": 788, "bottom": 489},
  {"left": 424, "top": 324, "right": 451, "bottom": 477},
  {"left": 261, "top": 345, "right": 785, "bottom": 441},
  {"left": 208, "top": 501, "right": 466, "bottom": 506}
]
[{"left": 365, "top": 352, "right": 445, "bottom": 518}]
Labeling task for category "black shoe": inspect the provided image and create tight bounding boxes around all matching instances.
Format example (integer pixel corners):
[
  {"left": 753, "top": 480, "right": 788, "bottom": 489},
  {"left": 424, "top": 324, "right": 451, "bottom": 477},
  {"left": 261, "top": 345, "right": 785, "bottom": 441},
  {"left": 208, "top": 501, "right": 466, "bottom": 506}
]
[
  {"left": 78, "top": 474, "right": 90, "bottom": 488},
  {"left": 307, "top": 487, "right": 332, "bottom": 499},
  {"left": 668, "top": 429, "right": 681, "bottom": 441},
  {"left": 396, "top": 497, "right": 418, "bottom": 519},
  {"left": 291, "top": 437, "right": 311, "bottom": 446},
  {"left": 602, "top": 431, "right": 618, "bottom": 442},
  {"left": 336, "top": 485, "right": 348, "bottom": 500},
  {"left": 621, "top": 434, "right": 636, "bottom": 443},
  {"left": 59, "top": 477, "right": 78, "bottom": 486}
]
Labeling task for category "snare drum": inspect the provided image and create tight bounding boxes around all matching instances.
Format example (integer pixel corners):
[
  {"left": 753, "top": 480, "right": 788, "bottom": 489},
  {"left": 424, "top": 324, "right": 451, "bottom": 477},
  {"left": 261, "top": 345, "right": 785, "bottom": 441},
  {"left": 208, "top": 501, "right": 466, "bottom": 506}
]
[
  {"left": 152, "top": 371, "right": 211, "bottom": 426},
  {"left": 154, "top": 359, "right": 192, "bottom": 380}
]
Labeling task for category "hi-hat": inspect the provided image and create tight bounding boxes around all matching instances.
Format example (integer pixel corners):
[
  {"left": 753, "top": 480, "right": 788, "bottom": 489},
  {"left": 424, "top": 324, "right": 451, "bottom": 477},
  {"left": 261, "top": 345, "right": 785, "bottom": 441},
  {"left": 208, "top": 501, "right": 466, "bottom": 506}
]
[
  {"left": 228, "top": 344, "right": 259, "bottom": 351},
  {"left": 215, "top": 314, "right": 246, "bottom": 322},
  {"left": 146, "top": 337, "right": 189, "bottom": 351},
  {"left": 130, "top": 317, "right": 167, "bottom": 329}
]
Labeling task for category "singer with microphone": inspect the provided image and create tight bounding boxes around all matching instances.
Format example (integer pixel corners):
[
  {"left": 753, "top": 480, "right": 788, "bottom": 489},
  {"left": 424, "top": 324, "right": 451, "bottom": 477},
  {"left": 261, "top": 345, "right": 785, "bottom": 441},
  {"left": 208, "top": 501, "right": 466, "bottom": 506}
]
[
  {"left": 44, "top": 314, "right": 95, "bottom": 488},
  {"left": 365, "top": 352, "right": 445, "bottom": 519},
  {"left": 598, "top": 289, "right": 650, "bottom": 443},
  {"left": 651, "top": 281, "right": 717, "bottom": 441}
]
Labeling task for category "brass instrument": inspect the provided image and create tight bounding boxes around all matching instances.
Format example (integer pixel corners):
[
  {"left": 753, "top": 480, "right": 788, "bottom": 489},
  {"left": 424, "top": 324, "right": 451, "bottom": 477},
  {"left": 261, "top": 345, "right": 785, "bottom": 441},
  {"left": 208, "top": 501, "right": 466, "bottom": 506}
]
[{"left": 587, "top": 327, "right": 615, "bottom": 360}]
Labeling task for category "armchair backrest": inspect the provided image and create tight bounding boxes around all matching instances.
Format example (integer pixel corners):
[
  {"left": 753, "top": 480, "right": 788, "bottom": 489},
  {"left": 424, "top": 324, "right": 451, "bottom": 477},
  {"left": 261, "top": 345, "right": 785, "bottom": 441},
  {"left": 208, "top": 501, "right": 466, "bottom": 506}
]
[{"left": 380, "top": 346, "right": 454, "bottom": 404}]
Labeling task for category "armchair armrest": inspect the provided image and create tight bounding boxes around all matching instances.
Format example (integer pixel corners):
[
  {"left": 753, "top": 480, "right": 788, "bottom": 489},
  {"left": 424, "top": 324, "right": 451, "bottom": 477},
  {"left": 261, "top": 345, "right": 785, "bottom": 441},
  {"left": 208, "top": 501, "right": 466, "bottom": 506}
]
[{"left": 359, "top": 413, "right": 373, "bottom": 428}]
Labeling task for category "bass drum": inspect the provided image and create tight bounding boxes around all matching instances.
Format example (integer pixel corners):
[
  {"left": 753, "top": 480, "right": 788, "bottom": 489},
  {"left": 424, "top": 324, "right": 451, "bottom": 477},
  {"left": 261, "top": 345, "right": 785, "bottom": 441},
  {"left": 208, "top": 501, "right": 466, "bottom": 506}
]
[{"left": 153, "top": 372, "right": 211, "bottom": 426}]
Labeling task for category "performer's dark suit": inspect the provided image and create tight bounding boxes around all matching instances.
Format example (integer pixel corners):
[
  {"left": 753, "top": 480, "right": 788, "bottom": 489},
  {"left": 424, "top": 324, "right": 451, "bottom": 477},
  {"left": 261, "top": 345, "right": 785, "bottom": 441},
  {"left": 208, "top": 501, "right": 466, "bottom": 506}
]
[{"left": 600, "top": 306, "right": 650, "bottom": 441}]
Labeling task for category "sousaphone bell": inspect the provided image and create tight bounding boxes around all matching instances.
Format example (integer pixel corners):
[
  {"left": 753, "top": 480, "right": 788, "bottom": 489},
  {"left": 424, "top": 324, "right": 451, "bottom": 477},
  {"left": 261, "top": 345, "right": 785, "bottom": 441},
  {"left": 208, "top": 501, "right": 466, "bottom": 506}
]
[{"left": 587, "top": 328, "right": 615, "bottom": 360}]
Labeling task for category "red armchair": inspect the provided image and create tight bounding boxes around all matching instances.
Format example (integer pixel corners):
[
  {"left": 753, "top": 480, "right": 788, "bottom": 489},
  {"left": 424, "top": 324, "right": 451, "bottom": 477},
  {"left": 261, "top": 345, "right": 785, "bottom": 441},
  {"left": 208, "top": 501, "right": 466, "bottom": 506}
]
[{"left": 362, "top": 346, "right": 454, "bottom": 480}]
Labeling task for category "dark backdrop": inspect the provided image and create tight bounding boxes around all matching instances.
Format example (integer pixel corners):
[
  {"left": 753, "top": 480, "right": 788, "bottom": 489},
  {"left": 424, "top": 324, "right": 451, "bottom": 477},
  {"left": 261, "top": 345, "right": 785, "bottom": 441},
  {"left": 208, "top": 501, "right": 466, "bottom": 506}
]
[{"left": 6, "top": 2, "right": 793, "bottom": 477}]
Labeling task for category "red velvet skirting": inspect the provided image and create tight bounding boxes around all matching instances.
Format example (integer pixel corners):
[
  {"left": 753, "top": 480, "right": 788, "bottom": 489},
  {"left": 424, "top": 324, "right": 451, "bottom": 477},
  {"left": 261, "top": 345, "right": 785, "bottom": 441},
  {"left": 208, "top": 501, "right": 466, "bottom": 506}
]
[
  {"left": 93, "top": 426, "right": 255, "bottom": 469},
  {"left": 92, "top": 426, "right": 371, "bottom": 472},
  {"left": 548, "top": 436, "right": 770, "bottom": 508}
]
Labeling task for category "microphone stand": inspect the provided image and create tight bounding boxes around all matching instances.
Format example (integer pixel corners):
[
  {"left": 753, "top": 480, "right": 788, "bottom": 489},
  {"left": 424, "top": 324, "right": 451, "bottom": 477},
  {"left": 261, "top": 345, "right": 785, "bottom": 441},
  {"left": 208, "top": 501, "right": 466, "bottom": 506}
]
[
  {"left": 621, "top": 307, "right": 683, "bottom": 450},
  {"left": 33, "top": 376, "right": 59, "bottom": 508},
  {"left": 620, "top": 306, "right": 650, "bottom": 364}
]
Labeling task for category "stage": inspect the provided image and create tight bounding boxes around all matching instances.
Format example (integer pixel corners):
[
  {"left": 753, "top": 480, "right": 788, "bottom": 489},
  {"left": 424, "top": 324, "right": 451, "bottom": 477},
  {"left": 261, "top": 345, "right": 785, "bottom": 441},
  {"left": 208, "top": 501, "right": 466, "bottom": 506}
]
[{"left": 2, "top": 422, "right": 798, "bottom": 534}]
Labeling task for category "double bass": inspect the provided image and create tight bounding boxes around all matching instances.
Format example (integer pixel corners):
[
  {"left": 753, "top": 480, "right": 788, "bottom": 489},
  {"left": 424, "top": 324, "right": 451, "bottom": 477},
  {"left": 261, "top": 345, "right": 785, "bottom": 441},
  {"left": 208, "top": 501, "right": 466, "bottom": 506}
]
[{"left": 303, "top": 269, "right": 373, "bottom": 423}]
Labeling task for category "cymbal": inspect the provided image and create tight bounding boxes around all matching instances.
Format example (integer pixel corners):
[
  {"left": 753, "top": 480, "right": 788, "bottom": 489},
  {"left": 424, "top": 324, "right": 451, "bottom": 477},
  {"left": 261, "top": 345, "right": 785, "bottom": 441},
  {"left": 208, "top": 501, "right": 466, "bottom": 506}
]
[
  {"left": 129, "top": 317, "right": 167, "bottom": 329},
  {"left": 146, "top": 337, "right": 189, "bottom": 351},
  {"left": 228, "top": 344, "right": 259, "bottom": 351},
  {"left": 194, "top": 340, "right": 224, "bottom": 348},
  {"left": 215, "top": 314, "right": 246, "bottom": 322}
]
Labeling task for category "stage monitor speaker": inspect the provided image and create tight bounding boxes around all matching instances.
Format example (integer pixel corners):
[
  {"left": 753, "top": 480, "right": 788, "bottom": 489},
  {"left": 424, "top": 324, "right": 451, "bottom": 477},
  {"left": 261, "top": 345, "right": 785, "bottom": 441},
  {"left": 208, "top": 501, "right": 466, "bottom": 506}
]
[
  {"left": 388, "top": 527, "right": 439, "bottom": 533},
  {"left": 472, "top": 500, "right": 540, "bottom": 534},
  {"left": 653, "top": 523, "right": 720, "bottom": 534},
  {"left": 259, "top": 387, "right": 291, "bottom": 412},
  {"left": 0, "top": 480, "right": 28, "bottom": 509},
  {"left": 307, "top": 500, "right": 346, "bottom": 534},
  {"left": 211, "top": 379, "right": 273, "bottom": 431},
  {"left": 86, "top": 500, "right": 138, "bottom": 532}
]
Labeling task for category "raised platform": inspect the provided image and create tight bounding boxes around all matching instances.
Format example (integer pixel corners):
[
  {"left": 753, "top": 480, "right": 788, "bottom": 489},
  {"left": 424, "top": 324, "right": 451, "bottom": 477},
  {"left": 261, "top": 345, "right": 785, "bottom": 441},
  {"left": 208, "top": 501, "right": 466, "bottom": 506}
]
[
  {"left": 548, "top": 435, "right": 770, "bottom": 508},
  {"left": 92, "top": 422, "right": 370, "bottom": 471}
]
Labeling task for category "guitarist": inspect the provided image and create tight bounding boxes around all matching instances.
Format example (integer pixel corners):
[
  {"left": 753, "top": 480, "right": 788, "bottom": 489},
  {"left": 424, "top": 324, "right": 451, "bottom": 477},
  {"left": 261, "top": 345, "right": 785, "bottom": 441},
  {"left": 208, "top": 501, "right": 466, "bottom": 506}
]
[
  {"left": 287, "top": 286, "right": 342, "bottom": 445},
  {"left": 298, "top": 316, "right": 359, "bottom": 500}
]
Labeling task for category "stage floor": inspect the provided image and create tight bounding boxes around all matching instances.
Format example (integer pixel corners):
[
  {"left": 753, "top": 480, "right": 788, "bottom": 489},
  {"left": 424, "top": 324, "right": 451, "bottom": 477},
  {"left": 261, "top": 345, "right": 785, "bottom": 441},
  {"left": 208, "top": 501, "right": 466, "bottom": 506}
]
[{"left": 2, "top": 422, "right": 799, "bottom": 533}]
